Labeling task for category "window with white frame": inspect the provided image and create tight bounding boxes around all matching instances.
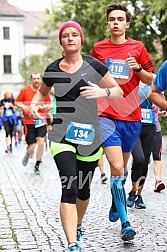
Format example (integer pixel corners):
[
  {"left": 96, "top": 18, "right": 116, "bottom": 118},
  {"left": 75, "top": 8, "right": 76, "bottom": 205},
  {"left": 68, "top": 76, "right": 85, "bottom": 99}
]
[
  {"left": 3, "top": 55, "right": 12, "bottom": 73},
  {"left": 3, "top": 27, "right": 10, "bottom": 39}
]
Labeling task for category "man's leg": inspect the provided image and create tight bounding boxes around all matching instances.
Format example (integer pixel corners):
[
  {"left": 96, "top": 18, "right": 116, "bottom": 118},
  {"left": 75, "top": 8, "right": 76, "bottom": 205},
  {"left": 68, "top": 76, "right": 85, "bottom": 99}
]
[
  {"left": 34, "top": 124, "right": 47, "bottom": 174},
  {"left": 22, "top": 124, "right": 36, "bottom": 166},
  {"left": 105, "top": 146, "right": 126, "bottom": 221},
  {"left": 36, "top": 137, "right": 45, "bottom": 160},
  {"left": 104, "top": 146, "right": 136, "bottom": 241}
]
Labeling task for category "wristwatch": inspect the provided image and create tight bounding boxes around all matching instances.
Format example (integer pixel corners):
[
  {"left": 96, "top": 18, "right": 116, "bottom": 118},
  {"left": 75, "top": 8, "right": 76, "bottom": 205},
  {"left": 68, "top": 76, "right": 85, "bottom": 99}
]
[
  {"left": 105, "top": 88, "right": 111, "bottom": 97},
  {"left": 135, "top": 64, "right": 143, "bottom": 72}
]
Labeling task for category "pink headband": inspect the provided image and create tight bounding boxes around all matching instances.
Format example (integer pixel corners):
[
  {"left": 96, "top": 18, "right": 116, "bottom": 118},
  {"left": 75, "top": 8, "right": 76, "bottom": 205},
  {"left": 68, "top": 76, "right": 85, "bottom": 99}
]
[{"left": 59, "top": 21, "right": 84, "bottom": 44}]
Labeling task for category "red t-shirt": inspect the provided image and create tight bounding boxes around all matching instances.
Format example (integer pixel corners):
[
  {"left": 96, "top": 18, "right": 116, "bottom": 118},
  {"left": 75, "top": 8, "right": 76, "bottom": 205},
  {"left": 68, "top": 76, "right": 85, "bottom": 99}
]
[
  {"left": 15, "top": 85, "right": 51, "bottom": 125},
  {"left": 92, "top": 37, "right": 154, "bottom": 121}
]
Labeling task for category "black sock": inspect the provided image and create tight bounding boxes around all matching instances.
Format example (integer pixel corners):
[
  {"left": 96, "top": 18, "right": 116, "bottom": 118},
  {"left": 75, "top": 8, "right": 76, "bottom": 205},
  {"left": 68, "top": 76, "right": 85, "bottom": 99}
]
[{"left": 35, "top": 160, "right": 41, "bottom": 167}]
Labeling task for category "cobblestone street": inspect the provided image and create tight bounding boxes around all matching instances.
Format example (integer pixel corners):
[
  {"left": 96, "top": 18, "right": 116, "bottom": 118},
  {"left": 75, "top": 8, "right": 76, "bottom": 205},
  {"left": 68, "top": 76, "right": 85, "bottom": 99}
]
[{"left": 0, "top": 129, "right": 167, "bottom": 252}]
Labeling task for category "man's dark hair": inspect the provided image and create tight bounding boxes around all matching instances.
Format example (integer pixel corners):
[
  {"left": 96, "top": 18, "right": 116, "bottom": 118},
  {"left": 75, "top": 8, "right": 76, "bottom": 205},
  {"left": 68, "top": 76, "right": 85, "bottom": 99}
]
[
  {"left": 106, "top": 3, "right": 132, "bottom": 22},
  {"left": 30, "top": 72, "right": 41, "bottom": 79}
]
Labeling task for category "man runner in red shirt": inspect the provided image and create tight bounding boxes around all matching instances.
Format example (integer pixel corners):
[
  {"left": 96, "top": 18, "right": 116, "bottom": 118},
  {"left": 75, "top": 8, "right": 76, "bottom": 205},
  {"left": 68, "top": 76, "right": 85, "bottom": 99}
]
[
  {"left": 91, "top": 3, "right": 154, "bottom": 241},
  {"left": 15, "top": 72, "right": 51, "bottom": 175}
]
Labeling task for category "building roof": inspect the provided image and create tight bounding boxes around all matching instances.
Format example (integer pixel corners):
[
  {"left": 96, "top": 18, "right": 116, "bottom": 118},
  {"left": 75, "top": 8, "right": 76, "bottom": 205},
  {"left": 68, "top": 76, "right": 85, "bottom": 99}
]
[
  {"left": 0, "top": 0, "right": 24, "bottom": 16},
  {"left": 0, "top": 0, "right": 48, "bottom": 38},
  {"left": 20, "top": 11, "right": 47, "bottom": 38}
]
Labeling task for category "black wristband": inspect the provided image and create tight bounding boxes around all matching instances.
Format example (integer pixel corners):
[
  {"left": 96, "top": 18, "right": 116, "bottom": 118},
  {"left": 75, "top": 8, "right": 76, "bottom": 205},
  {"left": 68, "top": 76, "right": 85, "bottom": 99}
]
[{"left": 135, "top": 64, "right": 143, "bottom": 72}]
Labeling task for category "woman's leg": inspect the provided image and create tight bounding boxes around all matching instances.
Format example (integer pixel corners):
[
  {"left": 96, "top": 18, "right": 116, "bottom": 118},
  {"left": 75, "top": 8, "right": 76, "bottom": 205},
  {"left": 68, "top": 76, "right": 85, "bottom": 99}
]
[
  {"left": 76, "top": 159, "right": 98, "bottom": 249},
  {"left": 54, "top": 151, "right": 78, "bottom": 245},
  {"left": 152, "top": 131, "right": 165, "bottom": 192},
  {"left": 9, "top": 119, "right": 15, "bottom": 152},
  {"left": 152, "top": 131, "right": 162, "bottom": 180},
  {"left": 127, "top": 137, "right": 145, "bottom": 207},
  {"left": 137, "top": 125, "right": 156, "bottom": 194},
  {"left": 3, "top": 120, "right": 10, "bottom": 152},
  {"left": 76, "top": 160, "right": 97, "bottom": 224},
  {"left": 131, "top": 137, "right": 145, "bottom": 191}
]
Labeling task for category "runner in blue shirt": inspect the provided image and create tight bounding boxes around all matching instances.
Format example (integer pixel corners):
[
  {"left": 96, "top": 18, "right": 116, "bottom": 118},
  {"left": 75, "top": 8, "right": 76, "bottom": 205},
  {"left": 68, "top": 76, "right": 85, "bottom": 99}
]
[{"left": 151, "top": 60, "right": 167, "bottom": 110}]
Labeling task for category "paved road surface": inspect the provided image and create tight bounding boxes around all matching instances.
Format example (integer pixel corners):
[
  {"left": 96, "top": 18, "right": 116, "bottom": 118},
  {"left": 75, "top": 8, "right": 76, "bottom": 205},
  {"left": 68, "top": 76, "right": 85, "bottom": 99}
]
[{"left": 0, "top": 129, "right": 167, "bottom": 251}]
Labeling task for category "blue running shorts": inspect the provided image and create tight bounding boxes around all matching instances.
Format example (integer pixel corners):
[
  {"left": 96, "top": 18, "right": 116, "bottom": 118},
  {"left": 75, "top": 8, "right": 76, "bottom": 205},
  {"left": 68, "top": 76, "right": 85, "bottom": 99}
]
[{"left": 99, "top": 116, "right": 142, "bottom": 152}]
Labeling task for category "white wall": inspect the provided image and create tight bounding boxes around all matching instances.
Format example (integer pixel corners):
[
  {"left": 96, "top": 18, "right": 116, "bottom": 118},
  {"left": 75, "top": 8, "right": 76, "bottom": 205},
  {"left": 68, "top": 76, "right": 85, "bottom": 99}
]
[
  {"left": 0, "top": 15, "right": 48, "bottom": 97},
  {"left": 24, "top": 38, "right": 48, "bottom": 57},
  {"left": 0, "top": 16, "right": 24, "bottom": 84}
]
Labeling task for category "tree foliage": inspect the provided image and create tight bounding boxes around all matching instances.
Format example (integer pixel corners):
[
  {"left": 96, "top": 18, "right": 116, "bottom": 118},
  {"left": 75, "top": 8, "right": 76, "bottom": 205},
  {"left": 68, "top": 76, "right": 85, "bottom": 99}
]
[
  {"left": 19, "top": 0, "right": 167, "bottom": 133},
  {"left": 19, "top": 34, "right": 61, "bottom": 84},
  {"left": 19, "top": 0, "right": 167, "bottom": 80},
  {"left": 43, "top": 0, "right": 167, "bottom": 71}
]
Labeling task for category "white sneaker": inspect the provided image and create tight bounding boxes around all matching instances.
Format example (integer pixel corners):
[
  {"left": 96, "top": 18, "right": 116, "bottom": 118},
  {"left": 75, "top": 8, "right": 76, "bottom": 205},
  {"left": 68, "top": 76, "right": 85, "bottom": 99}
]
[
  {"left": 22, "top": 153, "right": 30, "bottom": 166},
  {"left": 67, "top": 243, "right": 80, "bottom": 251}
]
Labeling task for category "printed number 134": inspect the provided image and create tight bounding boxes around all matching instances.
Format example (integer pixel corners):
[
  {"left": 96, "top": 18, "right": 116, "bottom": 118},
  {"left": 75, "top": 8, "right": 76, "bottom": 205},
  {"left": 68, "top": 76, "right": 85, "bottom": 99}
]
[{"left": 74, "top": 129, "right": 88, "bottom": 139}]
